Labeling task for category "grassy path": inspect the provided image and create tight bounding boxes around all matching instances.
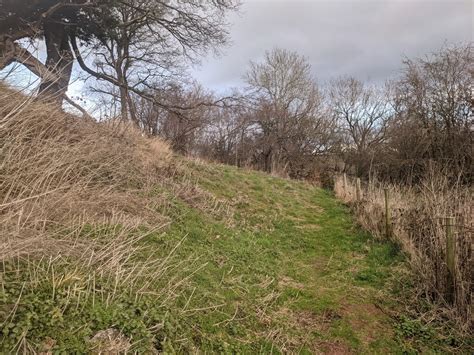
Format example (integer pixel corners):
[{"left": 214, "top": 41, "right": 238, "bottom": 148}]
[
  {"left": 3, "top": 159, "right": 460, "bottom": 353},
  {"left": 148, "top": 161, "right": 428, "bottom": 353}
]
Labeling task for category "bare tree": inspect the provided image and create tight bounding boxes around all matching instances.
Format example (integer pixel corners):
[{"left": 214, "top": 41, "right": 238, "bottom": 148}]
[
  {"left": 194, "top": 101, "right": 252, "bottom": 166},
  {"left": 389, "top": 44, "right": 473, "bottom": 183},
  {"left": 135, "top": 83, "right": 214, "bottom": 154},
  {"left": 245, "top": 48, "right": 334, "bottom": 176},
  {"left": 0, "top": 0, "right": 239, "bottom": 109},
  {"left": 329, "top": 77, "right": 392, "bottom": 176}
]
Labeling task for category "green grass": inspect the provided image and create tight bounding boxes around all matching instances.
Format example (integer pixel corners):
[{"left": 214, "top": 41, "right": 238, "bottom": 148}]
[{"left": 1, "top": 159, "right": 469, "bottom": 353}]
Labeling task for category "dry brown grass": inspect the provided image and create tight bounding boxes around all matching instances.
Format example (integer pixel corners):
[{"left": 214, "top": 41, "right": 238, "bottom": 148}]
[
  {"left": 0, "top": 83, "right": 175, "bottom": 258},
  {"left": 0, "top": 83, "right": 211, "bottom": 352},
  {"left": 334, "top": 172, "right": 473, "bottom": 332},
  {"left": 0, "top": 83, "right": 187, "bottom": 325}
]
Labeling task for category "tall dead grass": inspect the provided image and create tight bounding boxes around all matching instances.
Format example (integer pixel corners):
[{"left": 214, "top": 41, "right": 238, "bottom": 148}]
[
  {"left": 334, "top": 172, "right": 473, "bottom": 331},
  {"left": 0, "top": 83, "right": 202, "bottom": 352},
  {"left": 0, "top": 83, "right": 174, "bottom": 257}
]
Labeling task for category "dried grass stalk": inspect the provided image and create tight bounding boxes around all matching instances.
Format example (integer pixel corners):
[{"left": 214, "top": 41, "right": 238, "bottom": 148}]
[{"left": 334, "top": 173, "right": 472, "bottom": 331}]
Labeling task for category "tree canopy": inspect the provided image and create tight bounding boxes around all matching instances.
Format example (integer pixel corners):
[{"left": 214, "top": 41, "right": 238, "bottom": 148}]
[{"left": 0, "top": 0, "right": 239, "bottom": 106}]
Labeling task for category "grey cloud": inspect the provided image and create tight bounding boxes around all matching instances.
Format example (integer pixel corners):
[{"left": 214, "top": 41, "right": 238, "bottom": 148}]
[{"left": 192, "top": 0, "right": 472, "bottom": 91}]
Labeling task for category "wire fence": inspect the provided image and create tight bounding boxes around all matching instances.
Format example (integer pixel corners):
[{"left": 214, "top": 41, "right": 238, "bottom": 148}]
[{"left": 334, "top": 173, "right": 473, "bottom": 329}]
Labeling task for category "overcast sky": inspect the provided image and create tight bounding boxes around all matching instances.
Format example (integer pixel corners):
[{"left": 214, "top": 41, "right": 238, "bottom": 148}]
[
  {"left": 2, "top": 0, "right": 471, "bottom": 104},
  {"left": 192, "top": 0, "right": 473, "bottom": 92}
]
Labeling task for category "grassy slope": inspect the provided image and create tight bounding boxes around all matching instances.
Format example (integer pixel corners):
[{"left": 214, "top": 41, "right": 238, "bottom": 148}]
[
  {"left": 159, "top": 160, "right": 416, "bottom": 354},
  {"left": 165, "top": 161, "right": 402, "bottom": 353},
  {"left": 1, "top": 158, "right": 467, "bottom": 353}
]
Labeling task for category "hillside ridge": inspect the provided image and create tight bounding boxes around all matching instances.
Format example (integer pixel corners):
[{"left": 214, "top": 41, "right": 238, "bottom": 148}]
[{"left": 0, "top": 87, "right": 469, "bottom": 353}]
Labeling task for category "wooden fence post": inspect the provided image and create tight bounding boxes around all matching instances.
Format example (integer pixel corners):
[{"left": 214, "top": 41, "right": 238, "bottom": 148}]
[
  {"left": 445, "top": 216, "right": 455, "bottom": 303},
  {"left": 356, "top": 178, "right": 362, "bottom": 202},
  {"left": 343, "top": 173, "right": 347, "bottom": 197},
  {"left": 384, "top": 188, "right": 391, "bottom": 239}
]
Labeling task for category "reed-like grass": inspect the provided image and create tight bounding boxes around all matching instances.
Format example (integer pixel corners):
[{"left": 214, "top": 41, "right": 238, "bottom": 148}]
[
  {"left": 334, "top": 172, "right": 472, "bottom": 332},
  {"left": 0, "top": 84, "right": 198, "bottom": 352}
]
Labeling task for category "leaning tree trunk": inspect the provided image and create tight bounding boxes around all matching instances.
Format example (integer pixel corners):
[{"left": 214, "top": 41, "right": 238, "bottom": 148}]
[
  {"left": 38, "top": 22, "right": 74, "bottom": 104},
  {"left": 119, "top": 85, "right": 129, "bottom": 120}
]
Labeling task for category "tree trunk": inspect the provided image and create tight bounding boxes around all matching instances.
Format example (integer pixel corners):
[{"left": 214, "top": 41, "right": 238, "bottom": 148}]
[
  {"left": 119, "top": 85, "right": 129, "bottom": 120},
  {"left": 38, "top": 22, "right": 73, "bottom": 104},
  {"left": 126, "top": 90, "right": 140, "bottom": 126}
]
